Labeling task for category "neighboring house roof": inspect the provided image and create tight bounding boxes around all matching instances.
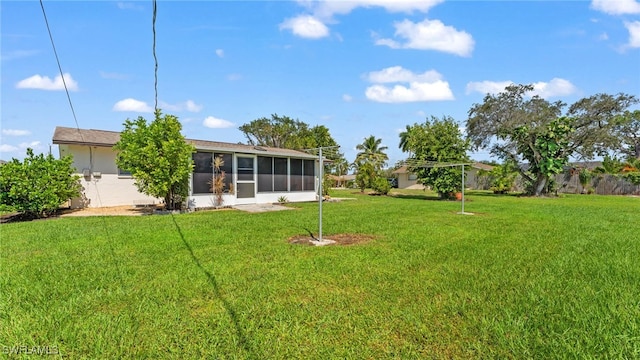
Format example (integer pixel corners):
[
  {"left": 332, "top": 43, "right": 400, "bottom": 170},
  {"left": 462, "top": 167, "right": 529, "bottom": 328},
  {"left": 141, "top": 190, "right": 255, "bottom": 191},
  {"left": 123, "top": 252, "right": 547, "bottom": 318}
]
[
  {"left": 567, "top": 161, "right": 603, "bottom": 170},
  {"left": 392, "top": 162, "right": 493, "bottom": 174},
  {"left": 52, "top": 126, "right": 316, "bottom": 159},
  {"left": 328, "top": 174, "right": 356, "bottom": 181},
  {"left": 392, "top": 165, "right": 409, "bottom": 174},
  {"left": 471, "top": 162, "right": 495, "bottom": 171}
]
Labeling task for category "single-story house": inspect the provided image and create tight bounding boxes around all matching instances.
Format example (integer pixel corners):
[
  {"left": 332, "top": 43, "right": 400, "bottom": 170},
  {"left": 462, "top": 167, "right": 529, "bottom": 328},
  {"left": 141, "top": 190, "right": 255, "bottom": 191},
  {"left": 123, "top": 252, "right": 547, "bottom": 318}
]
[
  {"left": 327, "top": 174, "right": 356, "bottom": 188},
  {"left": 53, "top": 126, "right": 319, "bottom": 209},
  {"left": 392, "top": 165, "right": 424, "bottom": 189},
  {"left": 392, "top": 162, "right": 495, "bottom": 190}
]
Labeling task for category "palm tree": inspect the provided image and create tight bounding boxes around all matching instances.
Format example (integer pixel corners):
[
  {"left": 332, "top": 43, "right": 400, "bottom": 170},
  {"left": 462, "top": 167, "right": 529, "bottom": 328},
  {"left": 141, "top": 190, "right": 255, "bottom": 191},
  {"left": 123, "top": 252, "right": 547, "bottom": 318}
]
[
  {"left": 355, "top": 135, "right": 388, "bottom": 171},
  {"left": 398, "top": 125, "right": 413, "bottom": 153}
]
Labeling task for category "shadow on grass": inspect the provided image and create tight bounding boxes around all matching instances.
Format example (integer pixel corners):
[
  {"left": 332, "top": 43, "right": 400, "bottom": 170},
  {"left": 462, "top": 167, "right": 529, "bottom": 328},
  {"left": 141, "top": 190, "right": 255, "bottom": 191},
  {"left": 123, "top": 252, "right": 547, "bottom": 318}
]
[
  {"left": 170, "top": 214, "right": 254, "bottom": 358},
  {"left": 389, "top": 193, "right": 443, "bottom": 201}
]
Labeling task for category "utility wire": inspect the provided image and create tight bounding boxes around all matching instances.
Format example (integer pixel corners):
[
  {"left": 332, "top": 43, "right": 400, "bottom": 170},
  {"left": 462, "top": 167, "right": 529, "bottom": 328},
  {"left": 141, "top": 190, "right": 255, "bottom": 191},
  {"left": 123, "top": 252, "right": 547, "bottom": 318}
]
[
  {"left": 152, "top": 0, "right": 158, "bottom": 112},
  {"left": 39, "top": 0, "right": 83, "bottom": 140}
]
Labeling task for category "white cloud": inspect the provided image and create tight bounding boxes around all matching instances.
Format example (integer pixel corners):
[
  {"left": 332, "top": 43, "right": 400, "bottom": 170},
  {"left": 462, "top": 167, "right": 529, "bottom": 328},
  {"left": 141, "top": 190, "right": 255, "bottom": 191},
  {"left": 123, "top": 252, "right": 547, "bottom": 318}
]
[
  {"left": 366, "top": 66, "right": 442, "bottom": 83},
  {"left": 113, "top": 98, "right": 153, "bottom": 112},
  {"left": 365, "top": 66, "right": 453, "bottom": 103},
  {"left": 227, "top": 73, "right": 242, "bottom": 81},
  {"left": 591, "top": 0, "right": 640, "bottom": 15},
  {"left": 215, "top": 49, "right": 224, "bottom": 58},
  {"left": 1, "top": 49, "right": 39, "bottom": 61},
  {"left": 16, "top": 73, "right": 78, "bottom": 91},
  {"left": 19, "top": 141, "right": 41, "bottom": 149},
  {"left": 465, "top": 78, "right": 577, "bottom": 98},
  {"left": 624, "top": 21, "right": 640, "bottom": 47},
  {"left": 203, "top": 116, "right": 234, "bottom": 129},
  {"left": 2, "top": 129, "right": 31, "bottom": 136},
  {"left": 159, "top": 100, "right": 203, "bottom": 113},
  {"left": 310, "top": 0, "right": 443, "bottom": 19},
  {"left": 530, "top": 78, "right": 578, "bottom": 98},
  {"left": 185, "top": 100, "right": 203, "bottom": 112},
  {"left": 465, "top": 81, "right": 514, "bottom": 95},
  {"left": 283, "top": 0, "right": 445, "bottom": 39},
  {"left": 117, "top": 2, "right": 143, "bottom": 10},
  {"left": 342, "top": 94, "right": 353, "bottom": 102},
  {"left": 366, "top": 81, "right": 454, "bottom": 103},
  {"left": 0, "top": 144, "right": 18, "bottom": 153},
  {"left": 280, "top": 15, "right": 330, "bottom": 39},
  {"left": 100, "top": 71, "right": 129, "bottom": 80},
  {"left": 598, "top": 32, "right": 609, "bottom": 41},
  {"left": 375, "top": 18, "right": 474, "bottom": 57}
]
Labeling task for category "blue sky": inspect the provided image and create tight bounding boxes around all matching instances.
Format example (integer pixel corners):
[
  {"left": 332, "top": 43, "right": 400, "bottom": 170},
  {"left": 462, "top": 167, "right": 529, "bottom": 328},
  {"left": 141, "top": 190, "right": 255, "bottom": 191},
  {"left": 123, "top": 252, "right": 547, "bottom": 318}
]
[{"left": 2, "top": 0, "right": 639, "bottom": 165}]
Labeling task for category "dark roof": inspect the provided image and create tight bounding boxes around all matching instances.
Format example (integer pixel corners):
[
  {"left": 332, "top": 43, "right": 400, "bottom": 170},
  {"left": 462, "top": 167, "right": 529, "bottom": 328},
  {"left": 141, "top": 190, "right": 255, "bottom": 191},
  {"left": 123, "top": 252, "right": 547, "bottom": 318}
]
[{"left": 52, "top": 126, "right": 316, "bottom": 159}]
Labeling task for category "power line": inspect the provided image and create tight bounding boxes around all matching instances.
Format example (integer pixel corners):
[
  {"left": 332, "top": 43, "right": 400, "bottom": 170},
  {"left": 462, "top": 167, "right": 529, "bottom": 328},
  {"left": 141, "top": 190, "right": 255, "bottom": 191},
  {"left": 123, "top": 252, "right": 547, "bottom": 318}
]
[
  {"left": 152, "top": 0, "right": 158, "bottom": 112},
  {"left": 39, "top": 0, "right": 83, "bottom": 139}
]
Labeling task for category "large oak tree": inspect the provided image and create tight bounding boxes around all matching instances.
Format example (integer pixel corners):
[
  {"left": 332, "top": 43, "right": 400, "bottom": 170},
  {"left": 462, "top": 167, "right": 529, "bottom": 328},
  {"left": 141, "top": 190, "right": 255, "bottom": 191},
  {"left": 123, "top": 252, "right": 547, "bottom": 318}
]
[{"left": 466, "top": 84, "right": 637, "bottom": 196}]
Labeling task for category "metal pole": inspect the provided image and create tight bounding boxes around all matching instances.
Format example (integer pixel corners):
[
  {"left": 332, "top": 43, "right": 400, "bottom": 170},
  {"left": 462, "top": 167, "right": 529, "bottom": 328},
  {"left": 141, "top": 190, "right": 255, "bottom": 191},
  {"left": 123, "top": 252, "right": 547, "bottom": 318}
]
[
  {"left": 461, "top": 164, "right": 465, "bottom": 214},
  {"left": 319, "top": 147, "right": 323, "bottom": 241}
]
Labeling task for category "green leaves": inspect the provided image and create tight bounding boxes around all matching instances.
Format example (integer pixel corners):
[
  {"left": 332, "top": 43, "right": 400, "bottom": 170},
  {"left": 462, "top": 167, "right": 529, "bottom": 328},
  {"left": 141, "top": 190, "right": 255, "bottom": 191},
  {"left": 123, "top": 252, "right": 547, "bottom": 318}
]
[
  {"left": 0, "top": 148, "right": 81, "bottom": 217},
  {"left": 466, "top": 84, "right": 636, "bottom": 196},
  {"left": 114, "top": 110, "right": 195, "bottom": 210},
  {"left": 238, "top": 114, "right": 339, "bottom": 157},
  {"left": 401, "top": 116, "right": 470, "bottom": 198}
]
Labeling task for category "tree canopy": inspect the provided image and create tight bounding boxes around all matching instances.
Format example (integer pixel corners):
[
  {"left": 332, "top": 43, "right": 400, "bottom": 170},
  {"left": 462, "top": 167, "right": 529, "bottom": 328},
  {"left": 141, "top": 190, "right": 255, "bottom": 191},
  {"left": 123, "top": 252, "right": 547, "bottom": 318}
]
[
  {"left": 238, "top": 114, "right": 339, "bottom": 157},
  {"left": 466, "top": 84, "right": 637, "bottom": 195},
  {"left": 400, "top": 115, "right": 470, "bottom": 199},
  {"left": 614, "top": 110, "right": 640, "bottom": 160},
  {"left": 114, "top": 110, "right": 195, "bottom": 210},
  {"left": 355, "top": 135, "right": 388, "bottom": 170}
]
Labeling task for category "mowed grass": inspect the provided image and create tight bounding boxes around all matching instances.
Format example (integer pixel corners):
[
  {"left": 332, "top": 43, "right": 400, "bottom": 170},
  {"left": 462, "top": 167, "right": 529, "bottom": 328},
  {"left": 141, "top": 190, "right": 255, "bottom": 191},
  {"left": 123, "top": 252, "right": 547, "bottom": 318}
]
[{"left": 1, "top": 190, "right": 639, "bottom": 359}]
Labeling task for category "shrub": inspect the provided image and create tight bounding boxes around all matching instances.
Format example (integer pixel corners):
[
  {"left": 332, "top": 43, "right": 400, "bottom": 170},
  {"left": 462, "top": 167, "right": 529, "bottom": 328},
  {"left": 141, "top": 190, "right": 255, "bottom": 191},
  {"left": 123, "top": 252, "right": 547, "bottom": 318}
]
[
  {"left": 372, "top": 177, "right": 391, "bottom": 195},
  {"left": 0, "top": 148, "right": 81, "bottom": 218}
]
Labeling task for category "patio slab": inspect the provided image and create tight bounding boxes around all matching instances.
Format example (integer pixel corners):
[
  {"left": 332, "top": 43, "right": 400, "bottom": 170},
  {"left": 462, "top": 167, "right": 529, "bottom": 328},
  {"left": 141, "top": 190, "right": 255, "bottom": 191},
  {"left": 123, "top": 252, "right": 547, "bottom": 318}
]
[{"left": 232, "top": 203, "right": 293, "bottom": 213}]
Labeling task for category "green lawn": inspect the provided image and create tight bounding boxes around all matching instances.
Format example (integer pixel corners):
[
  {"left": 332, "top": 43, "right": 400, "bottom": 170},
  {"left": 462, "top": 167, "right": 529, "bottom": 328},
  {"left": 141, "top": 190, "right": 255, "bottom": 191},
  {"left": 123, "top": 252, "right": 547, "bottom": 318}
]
[{"left": 1, "top": 190, "right": 639, "bottom": 359}]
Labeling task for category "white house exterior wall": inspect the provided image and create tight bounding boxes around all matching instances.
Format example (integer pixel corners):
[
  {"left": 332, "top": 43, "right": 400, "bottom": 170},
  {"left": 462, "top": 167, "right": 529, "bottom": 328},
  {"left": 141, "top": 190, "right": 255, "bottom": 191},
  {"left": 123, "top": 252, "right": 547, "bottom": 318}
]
[
  {"left": 59, "top": 144, "right": 159, "bottom": 208},
  {"left": 59, "top": 144, "right": 317, "bottom": 209}
]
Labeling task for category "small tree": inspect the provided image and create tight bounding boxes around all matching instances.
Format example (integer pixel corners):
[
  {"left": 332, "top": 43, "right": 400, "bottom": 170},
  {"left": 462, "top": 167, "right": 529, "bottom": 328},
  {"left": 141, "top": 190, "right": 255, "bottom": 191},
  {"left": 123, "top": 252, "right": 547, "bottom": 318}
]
[
  {"left": 578, "top": 168, "right": 593, "bottom": 194},
  {"left": 400, "top": 116, "right": 470, "bottom": 199},
  {"left": 372, "top": 177, "right": 391, "bottom": 195},
  {"left": 114, "top": 110, "right": 195, "bottom": 210},
  {"left": 479, "top": 161, "right": 518, "bottom": 194},
  {"left": 355, "top": 162, "right": 375, "bottom": 192},
  {"left": 0, "top": 148, "right": 81, "bottom": 218},
  {"left": 210, "top": 155, "right": 226, "bottom": 207}
]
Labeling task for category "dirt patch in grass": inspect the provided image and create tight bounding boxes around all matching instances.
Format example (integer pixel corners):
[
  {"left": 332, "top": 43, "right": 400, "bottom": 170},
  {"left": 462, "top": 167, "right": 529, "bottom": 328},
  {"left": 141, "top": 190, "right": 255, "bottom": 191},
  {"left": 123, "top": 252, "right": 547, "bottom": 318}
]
[
  {"left": 60, "top": 205, "right": 161, "bottom": 217},
  {"left": 288, "top": 233, "right": 376, "bottom": 246}
]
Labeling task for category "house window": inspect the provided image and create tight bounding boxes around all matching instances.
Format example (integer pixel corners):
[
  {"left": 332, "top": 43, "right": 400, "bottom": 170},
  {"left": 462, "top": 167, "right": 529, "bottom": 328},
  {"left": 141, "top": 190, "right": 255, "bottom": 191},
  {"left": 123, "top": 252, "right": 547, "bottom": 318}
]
[
  {"left": 118, "top": 168, "right": 132, "bottom": 177},
  {"left": 408, "top": 174, "right": 417, "bottom": 181},
  {"left": 274, "top": 157, "right": 288, "bottom": 191},
  {"left": 290, "top": 158, "right": 315, "bottom": 192},
  {"left": 257, "top": 156, "right": 273, "bottom": 192},
  {"left": 303, "top": 160, "right": 315, "bottom": 191},
  {"left": 290, "top": 158, "right": 303, "bottom": 191},
  {"left": 192, "top": 152, "right": 233, "bottom": 194},
  {"left": 258, "top": 156, "right": 289, "bottom": 192}
]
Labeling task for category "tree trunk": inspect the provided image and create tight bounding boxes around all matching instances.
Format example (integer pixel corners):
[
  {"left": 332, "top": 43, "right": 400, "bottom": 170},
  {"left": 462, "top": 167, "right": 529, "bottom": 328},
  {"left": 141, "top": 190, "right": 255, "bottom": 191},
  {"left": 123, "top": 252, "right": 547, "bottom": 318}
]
[
  {"left": 164, "top": 193, "right": 171, "bottom": 210},
  {"left": 532, "top": 174, "right": 548, "bottom": 196}
]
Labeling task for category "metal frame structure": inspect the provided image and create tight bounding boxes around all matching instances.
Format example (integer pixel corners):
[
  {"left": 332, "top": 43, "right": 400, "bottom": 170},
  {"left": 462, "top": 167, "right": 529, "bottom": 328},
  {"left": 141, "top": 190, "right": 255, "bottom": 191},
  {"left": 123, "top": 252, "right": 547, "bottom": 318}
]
[{"left": 400, "top": 160, "right": 474, "bottom": 215}]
